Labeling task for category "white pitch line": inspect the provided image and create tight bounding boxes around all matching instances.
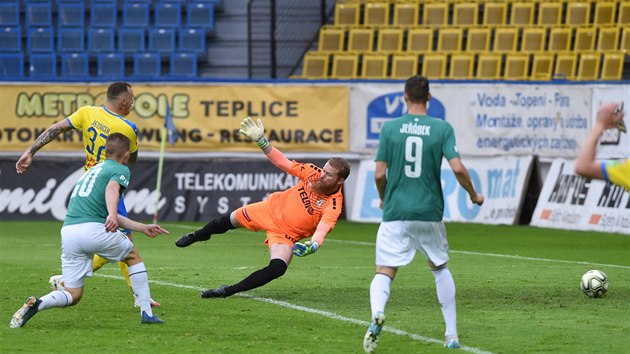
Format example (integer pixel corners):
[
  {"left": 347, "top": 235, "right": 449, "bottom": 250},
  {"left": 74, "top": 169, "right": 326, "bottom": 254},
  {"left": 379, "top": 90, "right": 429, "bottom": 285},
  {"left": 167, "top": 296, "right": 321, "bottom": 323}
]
[{"left": 94, "top": 273, "right": 493, "bottom": 354}]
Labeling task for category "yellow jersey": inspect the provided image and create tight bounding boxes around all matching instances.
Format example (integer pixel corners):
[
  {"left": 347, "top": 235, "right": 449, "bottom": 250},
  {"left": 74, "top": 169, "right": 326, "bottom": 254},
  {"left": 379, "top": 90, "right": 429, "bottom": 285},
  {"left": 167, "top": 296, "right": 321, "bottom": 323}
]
[
  {"left": 67, "top": 106, "right": 139, "bottom": 171},
  {"left": 603, "top": 159, "right": 630, "bottom": 191}
]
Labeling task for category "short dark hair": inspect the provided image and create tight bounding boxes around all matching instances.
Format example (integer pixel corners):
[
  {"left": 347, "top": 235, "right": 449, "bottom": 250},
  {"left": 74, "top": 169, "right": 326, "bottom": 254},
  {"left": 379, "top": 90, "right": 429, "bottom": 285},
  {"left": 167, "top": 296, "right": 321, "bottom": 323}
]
[
  {"left": 106, "top": 132, "right": 131, "bottom": 158},
  {"left": 329, "top": 157, "right": 350, "bottom": 180},
  {"left": 107, "top": 82, "right": 132, "bottom": 101},
  {"left": 404, "top": 75, "right": 430, "bottom": 104}
]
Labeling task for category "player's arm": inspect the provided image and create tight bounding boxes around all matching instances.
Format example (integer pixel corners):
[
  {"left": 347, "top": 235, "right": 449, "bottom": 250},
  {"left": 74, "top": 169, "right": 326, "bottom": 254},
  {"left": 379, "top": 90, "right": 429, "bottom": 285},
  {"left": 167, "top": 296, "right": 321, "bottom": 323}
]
[
  {"left": 16, "top": 119, "right": 73, "bottom": 173},
  {"left": 104, "top": 180, "right": 122, "bottom": 232},
  {"left": 239, "top": 117, "right": 292, "bottom": 172},
  {"left": 117, "top": 215, "right": 169, "bottom": 238},
  {"left": 293, "top": 222, "right": 332, "bottom": 257},
  {"left": 448, "top": 157, "right": 484, "bottom": 205},
  {"left": 374, "top": 161, "right": 388, "bottom": 209}
]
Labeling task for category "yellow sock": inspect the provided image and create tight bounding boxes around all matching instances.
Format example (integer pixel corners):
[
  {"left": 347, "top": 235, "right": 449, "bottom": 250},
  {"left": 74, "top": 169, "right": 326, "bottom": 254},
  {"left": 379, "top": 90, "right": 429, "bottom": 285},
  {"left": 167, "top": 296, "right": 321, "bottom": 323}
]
[
  {"left": 92, "top": 254, "right": 109, "bottom": 272},
  {"left": 118, "top": 261, "right": 132, "bottom": 288}
]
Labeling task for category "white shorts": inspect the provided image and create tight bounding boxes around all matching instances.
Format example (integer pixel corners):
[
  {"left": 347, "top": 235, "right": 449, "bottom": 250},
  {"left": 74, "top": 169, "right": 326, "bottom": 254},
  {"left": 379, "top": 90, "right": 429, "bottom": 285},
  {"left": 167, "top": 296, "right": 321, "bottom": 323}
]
[
  {"left": 60, "top": 222, "right": 134, "bottom": 288},
  {"left": 375, "top": 220, "right": 449, "bottom": 268}
]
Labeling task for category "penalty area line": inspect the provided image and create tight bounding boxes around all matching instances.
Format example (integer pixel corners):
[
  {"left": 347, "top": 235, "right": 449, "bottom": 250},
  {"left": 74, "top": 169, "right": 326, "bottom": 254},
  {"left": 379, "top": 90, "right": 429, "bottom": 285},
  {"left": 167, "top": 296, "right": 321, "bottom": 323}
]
[{"left": 94, "top": 273, "right": 493, "bottom": 354}]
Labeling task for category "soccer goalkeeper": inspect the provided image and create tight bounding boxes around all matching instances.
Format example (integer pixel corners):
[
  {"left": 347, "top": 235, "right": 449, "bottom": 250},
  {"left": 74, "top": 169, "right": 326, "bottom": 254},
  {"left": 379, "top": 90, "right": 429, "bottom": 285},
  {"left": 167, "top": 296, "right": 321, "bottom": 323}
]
[{"left": 175, "top": 117, "right": 350, "bottom": 298}]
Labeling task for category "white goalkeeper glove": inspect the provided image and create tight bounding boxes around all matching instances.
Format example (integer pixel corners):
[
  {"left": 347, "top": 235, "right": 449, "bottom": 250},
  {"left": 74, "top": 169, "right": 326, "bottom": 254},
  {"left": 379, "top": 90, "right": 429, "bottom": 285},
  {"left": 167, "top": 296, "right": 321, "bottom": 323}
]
[
  {"left": 239, "top": 117, "right": 269, "bottom": 149},
  {"left": 292, "top": 241, "right": 319, "bottom": 257}
]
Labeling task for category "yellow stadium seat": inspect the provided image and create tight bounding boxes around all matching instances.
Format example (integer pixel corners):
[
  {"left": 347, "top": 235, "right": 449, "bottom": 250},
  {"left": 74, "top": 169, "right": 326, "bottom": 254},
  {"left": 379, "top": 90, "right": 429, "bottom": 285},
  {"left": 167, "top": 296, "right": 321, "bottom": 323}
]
[
  {"left": 302, "top": 52, "right": 329, "bottom": 79},
  {"left": 421, "top": 54, "right": 447, "bottom": 79},
  {"left": 600, "top": 53, "right": 624, "bottom": 80},
  {"left": 538, "top": 3, "right": 562, "bottom": 26},
  {"left": 574, "top": 27, "right": 596, "bottom": 52},
  {"left": 318, "top": 27, "right": 345, "bottom": 52},
  {"left": 477, "top": 53, "right": 502, "bottom": 80},
  {"left": 331, "top": 53, "right": 358, "bottom": 79},
  {"left": 620, "top": 2, "right": 630, "bottom": 25},
  {"left": 361, "top": 53, "right": 389, "bottom": 79},
  {"left": 621, "top": 26, "right": 630, "bottom": 52},
  {"left": 511, "top": 3, "right": 534, "bottom": 26},
  {"left": 554, "top": 53, "right": 577, "bottom": 80},
  {"left": 422, "top": 3, "right": 448, "bottom": 27},
  {"left": 377, "top": 28, "right": 404, "bottom": 53},
  {"left": 493, "top": 27, "right": 518, "bottom": 53},
  {"left": 334, "top": 3, "right": 360, "bottom": 26},
  {"left": 365, "top": 2, "right": 390, "bottom": 27},
  {"left": 348, "top": 27, "right": 374, "bottom": 53},
  {"left": 453, "top": 3, "right": 478, "bottom": 27},
  {"left": 407, "top": 27, "right": 434, "bottom": 53},
  {"left": 597, "top": 26, "right": 620, "bottom": 51},
  {"left": 593, "top": 2, "right": 616, "bottom": 26},
  {"left": 393, "top": 3, "right": 419, "bottom": 27},
  {"left": 391, "top": 54, "right": 418, "bottom": 79},
  {"left": 466, "top": 27, "right": 491, "bottom": 53},
  {"left": 549, "top": 27, "right": 572, "bottom": 52},
  {"left": 521, "top": 27, "right": 546, "bottom": 53},
  {"left": 483, "top": 2, "right": 507, "bottom": 26},
  {"left": 437, "top": 28, "right": 463, "bottom": 53},
  {"left": 566, "top": 2, "right": 591, "bottom": 27},
  {"left": 449, "top": 54, "right": 475, "bottom": 80},
  {"left": 576, "top": 53, "right": 601, "bottom": 81},
  {"left": 531, "top": 53, "right": 554, "bottom": 80},
  {"left": 504, "top": 53, "right": 529, "bottom": 81}
]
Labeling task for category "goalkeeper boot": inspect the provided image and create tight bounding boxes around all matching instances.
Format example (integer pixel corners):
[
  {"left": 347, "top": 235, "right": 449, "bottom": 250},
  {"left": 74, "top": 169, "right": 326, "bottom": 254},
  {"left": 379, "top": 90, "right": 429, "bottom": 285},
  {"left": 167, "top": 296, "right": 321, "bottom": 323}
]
[
  {"left": 363, "top": 312, "right": 385, "bottom": 353},
  {"left": 10, "top": 296, "right": 42, "bottom": 328},
  {"left": 201, "top": 285, "right": 228, "bottom": 298},
  {"left": 141, "top": 311, "right": 164, "bottom": 324},
  {"left": 175, "top": 231, "right": 211, "bottom": 248},
  {"left": 49, "top": 275, "right": 65, "bottom": 291},
  {"left": 445, "top": 335, "right": 460, "bottom": 349}
]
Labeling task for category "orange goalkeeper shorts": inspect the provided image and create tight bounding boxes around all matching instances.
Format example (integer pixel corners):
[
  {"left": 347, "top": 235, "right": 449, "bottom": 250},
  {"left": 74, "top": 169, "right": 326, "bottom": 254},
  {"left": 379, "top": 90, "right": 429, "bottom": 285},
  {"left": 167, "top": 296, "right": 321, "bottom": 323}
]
[{"left": 235, "top": 201, "right": 304, "bottom": 246}]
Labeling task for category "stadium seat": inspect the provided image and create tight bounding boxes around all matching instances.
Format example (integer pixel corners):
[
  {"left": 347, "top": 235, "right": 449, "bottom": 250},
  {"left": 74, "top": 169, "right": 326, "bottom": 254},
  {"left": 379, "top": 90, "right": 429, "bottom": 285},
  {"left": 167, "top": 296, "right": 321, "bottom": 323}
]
[
  {"left": 302, "top": 52, "right": 329, "bottom": 79},
  {"left": 483, "top": 2, "right": 507, "bottom": 26},
  {"left": 347, "top": 27, "right": 374, "bottom": 53},
  {"left": 423, "top": 3, "right": 448, "bottom": 27},
  {"left": 538, "top": 3, "right": 562, "bottom": 26},
  {"left": 531, "top": 53, "right": 554, "bottom": 80},
  {"left": 133, "top": 52, "right": 161, "bottom": 78},
  {"left": 421, "top": 54, "right": 447, "bottom": 79},
  {"left": 149, "top": 28, "right": 176, "bottom": 53},
  {"left": 554, "top": 53, "right": 577, "bottom": 80},
  {"left": 58, "top": 1, "right": 85, "bottom": 28},
  {"left": 364, "top": 2, "right": 389, "bottom": 27},
  {"left": 504, "top": 53, "right": 529, "bottom": 80},
  {"left": 576, "top": 53, "right": 601, "bottom": 81},
  {"left": 122, "top": 2, "right": 150, "bottom": 28},
  {"left": 621, "top": 26, "right": 630, "bottom": 52},
  {"left": 179, "top": 28, "right": 206, "bottom": 55},
  {"left": 600, "top": 53, "right": 624, "bottom": 80},
  {"left": 593, "top": 2, "right": 616, "bottom": 26},
  {"left": 449, "top": 54, "right": 474, "bottom": 80},
  {"left": 90, "top": 0, "right": 117, "bottom": 28},
  {"left": 620, "top": 2, "right": 630, "bottom": 25},
  {"left": 0, "top": 1, "right": 20, "bottom": 27},
  {"left": 436, "top": 28, "right": 463, "bottom": 53},
  {"left": 169, "top": 52, "right": 197, "bottom": 78},
  {"left": 391, "top": 54, "right": 418, "bottom": 79},
  {"left": 377, "top": 28, "right": 403, "bottom": 53},
  {"left": 155, "top": 2, "right": 182, "bottom": 28},
  {"left": 88, "top": 27, "right": 115, "bottom": 53},
  {"left": 58, "top": 27, "right": 85, "bottom": 53},
  {"left": 187, "top": 1, "right": 215, "bottom": 32},
  {"left": 318, "top": 26, "right": 345, "bottom": 52},
  {"left": 407, "top": 27, "right": 433, "bottom": 53},
  {"left": 28, "top": 52, "right": 57, "bottom": 78},
  {"left": 510, "top": 3, "right": 534, "bottom": 26},
  {"left": 331, "top": 53, "right": 358, "bottom": 79},
  {"left": 97, "top": 52, "right": 125, "bottom": 78},
  {"left": 0, "top": 26, "right": 21, "bottom": 52},
  {"left": 25, "top": 0, "right": 52, "bottom": 27},
  {"left": 477, "top": 53, "right": 502, "bottom": 80},
  {"left": 393, "top": 3, "right": 418, "bottom": 27},
  {"left": 360, "top": 53, "right": 388, "bottom": 79},
  {"left": 334, "top": 3, "right": 359, "bottom": 26},
  {"left": 453, "top": 3, "right": 478, "bottom": 27},
  {"left": 574, "top": 27, "right": 596, "bottom": 52},
  {"left": 521, "top": 27, "right": 546, "bottom": 53},
  {"left": 566, "top": 2, "right": 591, "bottom": 27},
  {"left": 118, "top": 28, "right": 145, "bottom": 53},
  {"left": 597, "top": 27, "right": 620, "bottom": 51},
  {"left": 466, "top": 28, "right": 491, "bottom": 53},
  {"left": 0, "top": 52, "right": 24, "bottom": 79},
  {"left": 493, "top": 27, "right": 518, "bottom": 53},
  {"left": 27, "top": 27, "right": 54, "bottom": 53},
  {"left": 548, "top": 28, "right": 572, "bottom": 52},
  {"left": 61, "top": 53, "right": 89, "bottom": 78}
]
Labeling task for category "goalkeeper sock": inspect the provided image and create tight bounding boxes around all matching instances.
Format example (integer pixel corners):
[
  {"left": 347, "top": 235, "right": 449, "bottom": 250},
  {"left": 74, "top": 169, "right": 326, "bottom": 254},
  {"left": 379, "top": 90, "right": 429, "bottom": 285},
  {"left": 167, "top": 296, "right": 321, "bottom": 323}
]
[
  {"left": 224, "top": 258, "right": 287, "bottom": 296},
  {"left": 92, "top": 254, "right": 109, "bottom": 272},
  {"left": 128, "top": 262, "right": 152, "bottom": 316},
  {"left": 196, "top": 215, "right": 235, "bottom": 239},
  {"left": 39, "top": 290, "right": 73, "bottom": 310},
  {"left": 369, "top": 273, "right": 392, "bottom": 319},
  {"left": 432, "top": 266, "right": 457, "bottom": 338}
]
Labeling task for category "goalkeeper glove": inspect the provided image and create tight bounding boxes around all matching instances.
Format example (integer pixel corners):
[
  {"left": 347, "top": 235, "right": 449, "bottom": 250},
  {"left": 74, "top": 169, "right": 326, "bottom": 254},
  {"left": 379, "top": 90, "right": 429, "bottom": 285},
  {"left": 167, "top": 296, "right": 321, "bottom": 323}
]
[
  {"left": 239, "top": 117, "right": 269, "bottom": 149},
  {"left": 292, "top": 241, "right": 319, "bottom": 257}
]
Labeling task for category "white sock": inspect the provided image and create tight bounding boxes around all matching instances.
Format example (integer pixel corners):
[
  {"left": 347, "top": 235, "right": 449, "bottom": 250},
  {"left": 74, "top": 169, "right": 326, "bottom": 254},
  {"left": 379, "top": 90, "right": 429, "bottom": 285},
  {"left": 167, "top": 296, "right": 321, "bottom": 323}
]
[
  {"left": 128, "top": 262, "right": 152, "bottom": 317},
  {"left": 38, "top": 290, "right": 73, "bottom": 311},
  {"left": 432, "top": 267, "right": 457, "bottom": 338},
  {"left": 369, "top": 273, "right": 392, "bottom": 319}
]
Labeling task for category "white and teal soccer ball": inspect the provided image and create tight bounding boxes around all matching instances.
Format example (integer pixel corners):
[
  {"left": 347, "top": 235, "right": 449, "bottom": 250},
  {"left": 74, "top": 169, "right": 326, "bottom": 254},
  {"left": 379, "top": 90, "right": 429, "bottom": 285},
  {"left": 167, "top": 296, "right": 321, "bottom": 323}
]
[{"left": 580, "top": 270, "right": 608, "bottom": 298}]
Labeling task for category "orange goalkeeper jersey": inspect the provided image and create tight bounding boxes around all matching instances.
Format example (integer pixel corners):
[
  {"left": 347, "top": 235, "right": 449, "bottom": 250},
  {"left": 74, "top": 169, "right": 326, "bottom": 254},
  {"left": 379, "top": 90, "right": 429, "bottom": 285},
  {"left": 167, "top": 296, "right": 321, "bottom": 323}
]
[{"left": 266, "top": 161, "right": 343, "bottom": 238}]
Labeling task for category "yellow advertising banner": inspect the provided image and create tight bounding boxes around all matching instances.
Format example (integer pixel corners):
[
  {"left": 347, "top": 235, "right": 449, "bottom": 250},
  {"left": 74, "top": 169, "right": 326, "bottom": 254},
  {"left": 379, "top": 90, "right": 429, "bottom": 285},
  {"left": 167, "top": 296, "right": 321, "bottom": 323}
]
[{"left": 0, "top": 84, "right": 349, "bottom": 152}]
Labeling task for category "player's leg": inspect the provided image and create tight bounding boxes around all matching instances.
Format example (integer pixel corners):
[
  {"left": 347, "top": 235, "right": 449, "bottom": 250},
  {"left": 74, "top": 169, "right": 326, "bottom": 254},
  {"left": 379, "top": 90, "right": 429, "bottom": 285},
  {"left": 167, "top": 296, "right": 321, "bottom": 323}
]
[
  {"left": 202, "top": 237, "right": 291, "bottom": 298},
  {"left": 175, "top": 212, "right": 239, "bottom": 247},
  {"left": 122, "top": 247, "right": 163, "bottom": 324}
]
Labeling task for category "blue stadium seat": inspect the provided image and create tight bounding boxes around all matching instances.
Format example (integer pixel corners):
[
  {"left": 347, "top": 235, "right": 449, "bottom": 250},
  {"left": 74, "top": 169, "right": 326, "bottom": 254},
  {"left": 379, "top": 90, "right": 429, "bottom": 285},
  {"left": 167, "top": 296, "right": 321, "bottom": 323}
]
[
  {"left": 0, "top": 1, "right": 20, "bottom": 27},
  {"left": 148, "top": 28, "right": 176, "bottom": 53},
  {"left": 97, "top": 52, "right": 125, "bottom": 78},
  {"left": 154, "top": 2, "right": 182, "bottom": 28},
  {"left": 28, "top": 53, "right": 57, "bottom": 78},
  {"left": 0, "top": 52, "right": 24, "bottom": 79},
  {"left": 187, "top": 2, "right": 215, "bottom": 32},
  {"left": 133, "top": 52, "right": 161, "bottom": 78},
  {"left": 0, "top": 26, "right": 21, "bottom": 52},
  {"left": 25, "top": 1, "right": 52, "bottom": 27},
  {"left": 61, "top": 53, "right": 89, "bottom": 78},
  {"left": 58, "top": 1, "right": 85, "bottom": 28},
  {"left": 27, "top": 27, "right": 54, "bottom": 53},
  {"left": 169, "top": 52, "right": 197, "bottom": 77},
  {"left": 58, "top": 27, "right": 85, "bottom": 53},
  {"left": 118, "top": 28, "right": 145, "bottom": 53},
  {"left": 122, "top": 2, "right": 150, "bottom": 28},
  {"left": 88, "top": 28, "right": 115, "bottom": 53},
  {"left": 90, "top": 0, "right": 117, "bottom": 28},
  {"left": 179, "top": 28, "right": 206, "bottom": 55}
]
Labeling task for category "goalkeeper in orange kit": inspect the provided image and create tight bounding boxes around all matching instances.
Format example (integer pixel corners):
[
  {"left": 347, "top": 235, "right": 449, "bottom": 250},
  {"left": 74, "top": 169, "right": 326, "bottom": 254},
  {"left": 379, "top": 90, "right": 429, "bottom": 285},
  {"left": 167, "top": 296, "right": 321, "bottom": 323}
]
[{"left": 175, "top": 117, "right": 350, "bottom": 298}]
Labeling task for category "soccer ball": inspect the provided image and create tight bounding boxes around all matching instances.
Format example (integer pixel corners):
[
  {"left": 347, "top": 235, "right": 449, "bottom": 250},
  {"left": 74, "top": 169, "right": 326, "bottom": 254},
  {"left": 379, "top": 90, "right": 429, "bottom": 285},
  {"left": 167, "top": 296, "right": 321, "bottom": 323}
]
[{"left": 580, "top": 270, "right": 608, "bottom": 298}]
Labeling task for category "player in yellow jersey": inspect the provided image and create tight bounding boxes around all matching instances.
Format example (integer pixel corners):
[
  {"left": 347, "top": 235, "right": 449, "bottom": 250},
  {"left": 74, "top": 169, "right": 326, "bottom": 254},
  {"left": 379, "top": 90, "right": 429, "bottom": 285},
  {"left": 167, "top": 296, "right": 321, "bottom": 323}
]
[
  {"left": 576, "top": 101, "right": 629, "bottom": 191},
  {"left": 16, "top": 82, "right": 160, "bottom": 308}
]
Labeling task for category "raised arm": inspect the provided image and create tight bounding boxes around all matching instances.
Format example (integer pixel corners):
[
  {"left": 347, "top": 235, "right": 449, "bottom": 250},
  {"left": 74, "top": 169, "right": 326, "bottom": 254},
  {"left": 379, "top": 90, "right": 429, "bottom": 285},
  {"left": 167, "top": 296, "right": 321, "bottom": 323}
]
[
  {"left": 448, "top": 157, "right": 484, "bottom": 205},
  {"left": 16, "top": 119, "right": 73, "bottom": 173},
  {"left": 239, "top": 117, "right": 292, "bottom": 172}
]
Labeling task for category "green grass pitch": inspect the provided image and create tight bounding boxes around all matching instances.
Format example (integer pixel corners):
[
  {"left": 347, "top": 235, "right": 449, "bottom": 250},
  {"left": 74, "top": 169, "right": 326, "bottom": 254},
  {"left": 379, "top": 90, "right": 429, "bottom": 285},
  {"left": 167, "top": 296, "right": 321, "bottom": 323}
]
[{"left": 1, "top": 221, "right": 628, "bottom": 353}]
